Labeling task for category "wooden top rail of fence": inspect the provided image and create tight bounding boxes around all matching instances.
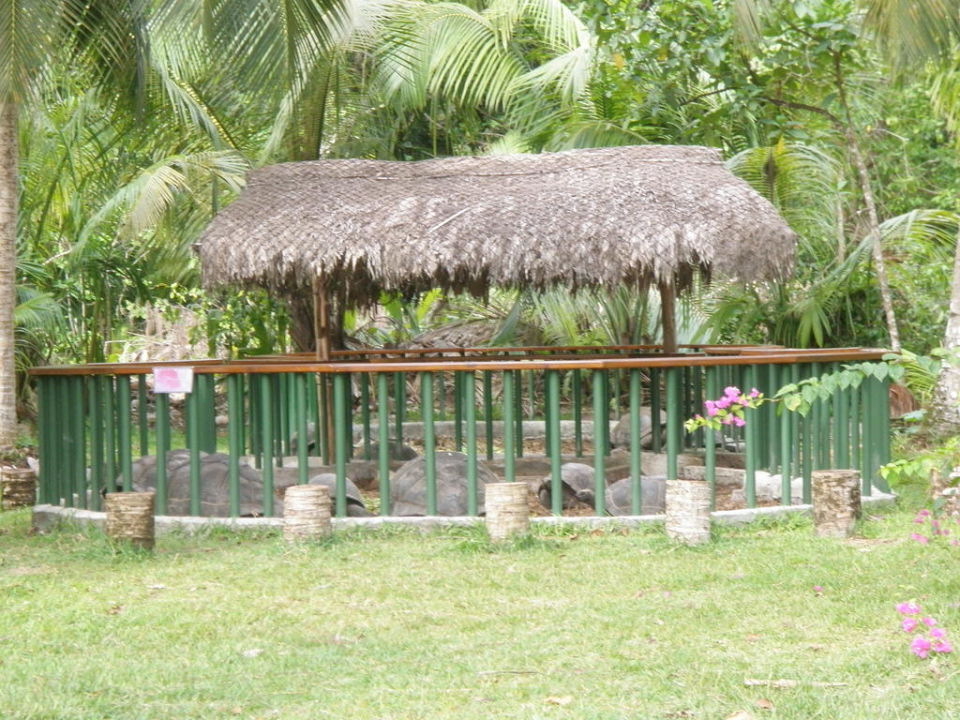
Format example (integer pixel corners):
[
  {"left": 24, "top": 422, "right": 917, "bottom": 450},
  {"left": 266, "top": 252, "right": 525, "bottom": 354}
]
[{"left": 30, "top": 346, "right": 891, "bottom": 377}]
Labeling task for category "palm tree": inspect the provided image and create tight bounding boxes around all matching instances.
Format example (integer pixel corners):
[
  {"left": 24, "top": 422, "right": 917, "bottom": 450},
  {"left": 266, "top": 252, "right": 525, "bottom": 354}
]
[{"left": 862, "top": 0, "right": 960, "bottom": 434}]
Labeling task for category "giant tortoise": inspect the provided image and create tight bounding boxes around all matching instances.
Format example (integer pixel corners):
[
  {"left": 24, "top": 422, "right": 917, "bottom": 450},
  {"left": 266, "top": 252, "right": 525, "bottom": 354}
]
[{"left": 389, "top": 451, "right": 498, "bottom": 515}]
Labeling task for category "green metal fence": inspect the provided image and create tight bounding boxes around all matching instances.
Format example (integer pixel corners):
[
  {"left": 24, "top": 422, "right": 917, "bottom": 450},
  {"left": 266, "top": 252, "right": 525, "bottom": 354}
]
[{"left": 31, "top": 346, "right": 892, "bottom": 518}]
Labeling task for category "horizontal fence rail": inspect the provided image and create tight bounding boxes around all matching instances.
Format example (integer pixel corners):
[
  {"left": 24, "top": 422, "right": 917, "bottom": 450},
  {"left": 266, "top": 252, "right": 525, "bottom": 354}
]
[{"left": 31, "top": 346, "right": 892, "bottom": 519}]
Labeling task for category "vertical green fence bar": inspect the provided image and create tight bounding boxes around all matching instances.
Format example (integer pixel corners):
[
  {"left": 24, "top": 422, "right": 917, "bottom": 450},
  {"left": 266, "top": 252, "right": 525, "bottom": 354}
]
[
  {"left": 801, "top": 406, "right": 813, "bottom": 505},
  {"left": 377, "top": 373, "right": 391, "bottom": 515},
  {"left": 197, "top": 373, "right": 217, "bottom": 454},
  {"left": 836, "top": 380, "right": 850, "bottom": 469},
  {"left": 743, "top": 365, "right": 758, "bottom": 508},
  {"left": 765, "top": 364, "right": 778, "bottom": 471},
  {"left": 342, "top": 372, "right": 354, "bottom": 463},
  {"left": 46, "top": 377, "right": 61, "bottom": 504},
  {"left": 227, "top": 374, "right": 242, "bottom": 517},
  {"left": 72, "top": 378, "right": 87, "bottom": 507},
  {"left": 629, "top": 368, "right": 642, "bottom": 515},
  {"left": 526, "top": 371, "right": 536, "bottom": 420},
  {"left": 35, "top": 377, "right": 49, "bottom": 503},
  {"left": 650, "top": 369, "right": 662, "bottom": 453},
  {"left": 259, "top": 374, "right": 275, "bottom": 516},
  {"left": 360, "top": 373, "right": 372, "bottom": 460},
  {"left": 187, "top": 380, "right": 202, "bottom": 515},
  {"left": 421, "top": 372, "right": 437, "bottom": 515},
  {"left": 137, "top": 374, "right": 149, "bottom": 458},
  {"left": 249, "top": 376, "right": 261, "bottom": 464},
  {"left": 454, "top": 371, "right": 464, "bottom": 452},
  {"left": 514, "top": 370, "right": 524, "bottom": 457},
  {"left": 573, "top": 369, "right": 583, "bottom": 457},
  {"left": 277, "top": 374, "right": 290, "bottom": 458},
  {"left": 692, "top": 367, "right": 704, "bottom": 452},
  {"left": 593, "top": 368, "right": 607, "bottom": 514},
  {"left": 878, "top": 377, "right": 892, "bottom": 488},
  {"left": 665, "top": 367, "right": 681, "bottom": 482},
  {"left": 483, "top": 371, "right": 494, "bottom": 461},
  {"left": 502, "top": 371, "right": 516, "bottom": 482},
  {"left": 547, "top": 370, "right": 563, "bottom": 515},
  {"left": 705, "top": 367, "right": 718, "bottom": 510},
  {"left": 100, "top": 377, "right": 116, "bottom": 486},
  {"left": 117, "top": 375, "right": 134, "bottom": 492},
  {"left": 333, "top": 372, "right": 350, "bottom": 518},
  {"left": 155, "top": 391, "right": 170, "bottom": 514},
  {"left": 779, "top": 365, "right": 792, "bottom": 506},
  {"left": 850, "top": 385, "right": 861, "bottom": 471},
  {"left": 88, "top": 375, "right": 103, "bottom": 510},
  {"left": 318, "top": 375, "right": 330, "bottom": 463},
  {"left": 465, "top": 372, "right": 479, "bottom": 516},
  {"left": 295, "top": 373, "right": 309, "bottom": 486},
  {"left": 308, "top": 374, "right": 320, "bottom": 457}
]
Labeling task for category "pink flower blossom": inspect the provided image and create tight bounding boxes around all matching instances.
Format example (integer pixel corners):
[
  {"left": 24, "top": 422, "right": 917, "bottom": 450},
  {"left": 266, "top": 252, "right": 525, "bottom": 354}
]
[
  {"left": 813, "top": 585, "right": 823, "bottom": 594},
  {"left": 749, "top": 388, "right": 761, "bottom": 398},
  {"left": 923, "top": 617, "right": 938, "bottom": 627},
  {"left": 896, "top": 602, "right": 921, "bottom": 615},
  {"left": 911, "top": 636, "right": 932, "bottom": 659},
  {"left": 914, "top": 515, "right": 927, "bottom": 524},
  {"left": 931, "top": 627, "right": 947, "bottom": 640},
  {"left": 933, "top": 639, "right": 953, "bottom": 654},
  {"left": 902, "top": 618, "right": 919, "bottom": 632},
  {"left": 704, "top": 400, "right": 718, "bottom": 416},
  {"left": 918, "top": 509, "right": 931, "bottom": 517},
  {"left": 732, "top": 416, "right": 746, "bottom": 428},
  {"left": 724, "top": 386, "right": 741, "bottom": 399},
  {"left": 911, "top": 533, "right": 930, "bottom": 544}
]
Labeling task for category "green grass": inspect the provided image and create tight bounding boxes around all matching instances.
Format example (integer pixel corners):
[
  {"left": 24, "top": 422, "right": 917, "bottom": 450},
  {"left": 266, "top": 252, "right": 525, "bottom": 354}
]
[{"left": 1, "top": 502, "right": 958, "bottom": 720}]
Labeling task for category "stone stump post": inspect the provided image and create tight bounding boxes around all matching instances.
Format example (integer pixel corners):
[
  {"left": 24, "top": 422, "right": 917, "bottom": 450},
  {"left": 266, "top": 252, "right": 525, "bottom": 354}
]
[
  {"left": 104, "top": 492, "right": 156, "bottom": 550},
  {"left": 665, "top": 479, "right": 711, "bottom": 545},
  {"left": 1, "top": 468, "right": 37, "bottom": 509},
  {"left": 283, "top": 485, "right": 332, "bottom": 542},
  {"left": 812, "top": 469, "right": 861, "bottom": 538},
  {"left": 486, "top": 482, "right": 529, "bottom": 541}
]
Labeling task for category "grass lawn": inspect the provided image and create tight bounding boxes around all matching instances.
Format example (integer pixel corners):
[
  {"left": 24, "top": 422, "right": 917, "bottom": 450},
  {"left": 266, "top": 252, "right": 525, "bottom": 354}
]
[{"left": 0, "top": 495, "right": 958, "bottom": 720}]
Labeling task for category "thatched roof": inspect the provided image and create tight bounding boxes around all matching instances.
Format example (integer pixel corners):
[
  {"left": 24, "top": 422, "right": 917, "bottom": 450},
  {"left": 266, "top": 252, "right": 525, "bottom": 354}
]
[{"left": 198, "top": 145, "right": 795, "bottom": 307}]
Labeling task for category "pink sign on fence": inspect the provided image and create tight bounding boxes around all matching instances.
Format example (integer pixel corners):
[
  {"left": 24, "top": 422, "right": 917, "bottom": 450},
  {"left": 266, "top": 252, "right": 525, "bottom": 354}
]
[{"left": 153, "top": 367, "right": 194, "bottom": 394}]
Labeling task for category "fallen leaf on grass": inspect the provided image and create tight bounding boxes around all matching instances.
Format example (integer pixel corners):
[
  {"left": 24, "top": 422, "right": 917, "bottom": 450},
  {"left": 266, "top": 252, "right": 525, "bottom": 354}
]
[
  {"left": 755, "top": 698, "right": 775, "bottom": 710},
  {"left": 106, "top": 605, "right": 124, "bottom": 615},
  {"left": 241, "top": 648, "right": 264, "bottom": 658},
  {"left": 545, "top": 696, "right": 572, "bottom": 706},
  {"left": 745, "top": 634, "right": 762, "bottom": 642},
  {"left": 724, "top": 711, "right": 754, "bottom": 720},
  {"left": 663, "top": 710, "right": 695, "bottom": 718},
  {"left": 147, "top": 584, "right": 166, "bottom": 591}
]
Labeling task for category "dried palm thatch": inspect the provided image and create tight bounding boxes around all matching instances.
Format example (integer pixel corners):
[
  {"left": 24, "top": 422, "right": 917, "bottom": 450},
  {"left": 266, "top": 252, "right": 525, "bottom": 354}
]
[{"left": 198, "top": 145, "right": 795, "bottom": 309}]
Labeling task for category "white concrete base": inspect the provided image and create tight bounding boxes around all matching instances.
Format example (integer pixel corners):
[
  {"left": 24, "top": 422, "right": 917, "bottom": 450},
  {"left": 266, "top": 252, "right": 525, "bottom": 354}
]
[{"left": 31, "top": 491, "right": 896, "bottom": 536}]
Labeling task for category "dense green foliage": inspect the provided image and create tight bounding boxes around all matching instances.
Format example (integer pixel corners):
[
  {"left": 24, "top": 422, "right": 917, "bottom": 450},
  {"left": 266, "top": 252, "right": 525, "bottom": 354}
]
[{"left": 11, "top": 0, "right": 960, "bottom": 386}]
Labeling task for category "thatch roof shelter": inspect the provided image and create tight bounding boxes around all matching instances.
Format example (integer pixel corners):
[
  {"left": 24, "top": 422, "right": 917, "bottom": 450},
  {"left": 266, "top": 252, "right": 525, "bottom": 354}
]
[{"left": 198, "top": 144, "right": 796, "bottom": 355}]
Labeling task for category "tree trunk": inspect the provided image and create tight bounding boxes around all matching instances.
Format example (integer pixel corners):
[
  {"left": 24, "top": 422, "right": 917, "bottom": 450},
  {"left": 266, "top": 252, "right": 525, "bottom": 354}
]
[
  {"left": 0, "top": 102, "right": 18, "bottom": 449},
  {"left": 929, "top": 229, "right": 960, "bottom": 435}
]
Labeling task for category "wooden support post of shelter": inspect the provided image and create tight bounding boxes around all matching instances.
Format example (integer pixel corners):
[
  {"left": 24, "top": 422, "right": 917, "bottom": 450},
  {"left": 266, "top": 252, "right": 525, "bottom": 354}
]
[{"left": 659, "top": 279, "right": 678, "bottom": 354}]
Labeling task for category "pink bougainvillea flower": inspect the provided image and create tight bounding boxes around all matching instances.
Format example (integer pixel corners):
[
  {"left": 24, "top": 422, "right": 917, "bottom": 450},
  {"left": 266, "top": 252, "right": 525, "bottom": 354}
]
[
  {"left": 911, "top": 636, "right": 932, "bottom": 659},
  {"left": 918, "top": 509, "right": 931, "bottom": 517},
  {"left": 902, "top": 618, "right": 919, "bottom": 633},
  {"left": 952, "top": 539, "right": 959, "bottom": 547},
  {"left": 896, "top": 602, "right": 922, "bottom": 615},
  {"left": 910, "top": 533, "right": 930, "bottom": 544},
  {"left": 732, "top": 416, "right": 746, "bottom": 428},
  {"left": 933, "top": 639, "right": 954, "bottom": 654},
  {"left": 931, "top": 627, "right": 947, "bottom": 640},
  {"left": 813, "top": 585, "right": 823, "bottom": 594},
  {"left": 914, "top": 515, "right": 927, "bottom": 524},
  {"left": 724, "top": 386, "right": 741, "bottom": 398},
  {"left": 704, "top": 400, "right": 718, "bottom": 416},
  {"left": 923, "top": 617, "right": 938, "bottom": 627}
]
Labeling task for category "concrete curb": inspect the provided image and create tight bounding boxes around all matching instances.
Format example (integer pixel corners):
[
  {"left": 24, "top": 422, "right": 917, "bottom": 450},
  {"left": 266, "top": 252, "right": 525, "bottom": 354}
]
[{"left": 31, "top": 492, "right": 897, "bottom": 536}]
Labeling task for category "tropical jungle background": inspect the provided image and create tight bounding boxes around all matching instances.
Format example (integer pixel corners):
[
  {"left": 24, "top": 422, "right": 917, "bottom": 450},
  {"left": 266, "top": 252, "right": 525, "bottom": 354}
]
[{"left": 4, "top": 0, "right": 960, "bottom": 448}]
